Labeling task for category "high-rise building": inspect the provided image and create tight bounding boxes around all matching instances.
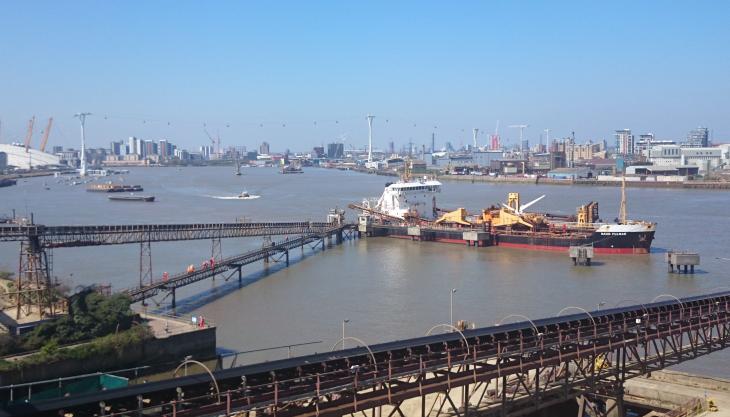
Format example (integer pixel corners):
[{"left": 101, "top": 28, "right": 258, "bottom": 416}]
[
  {"left": 200, "top": 145, "right": 214, "bottom": 159},
  {"left": 312, "top": 146, "right": 325, "bottom": 158},
  {"left": 110, "top": 141, "right": 125, "bottom": 156},
  {"left": 685, "top": 127, "right": 709, "bottom": 147},
  {"left": 159, "top": 139, "right": 171, "bottom": 159},
  {"left": 128, "top": 137, "right": 138, "bottom": 156},
  {"left": 327, "top": 143, "right": 344, "bottom": 159},
  {"left": 614, "top": 129, "right": 634, "bottom": 156},
  {"left": 259, "top": 141, "right": 270, "bottom": 155},
  {"left": 142, "top": 140, "right": 157, "bottom": 157}
]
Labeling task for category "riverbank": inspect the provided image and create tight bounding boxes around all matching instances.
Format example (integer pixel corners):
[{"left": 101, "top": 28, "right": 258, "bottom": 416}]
[
  {"left": 0, "top": 169, "right": 74, "bottom": 181},
  {"left": 0, "top": 312, "right": 216, "bottom": 385},
  {"left": 437, "top": 174, "right": 730, "bottom": 189}
]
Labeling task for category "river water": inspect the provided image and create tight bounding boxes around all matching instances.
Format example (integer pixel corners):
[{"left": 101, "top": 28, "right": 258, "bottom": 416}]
[{"left": 1, "top": 167, "right": 729, "bottom": 377}]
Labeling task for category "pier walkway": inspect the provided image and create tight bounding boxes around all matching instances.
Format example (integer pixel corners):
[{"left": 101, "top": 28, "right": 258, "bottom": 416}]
[{"left": 125, "top": 227, "right": 348, "bottom": 306}]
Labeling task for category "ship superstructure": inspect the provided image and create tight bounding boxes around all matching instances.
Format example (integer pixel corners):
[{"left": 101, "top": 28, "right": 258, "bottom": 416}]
[{"left": 372, "top": 178, "right": 442, "bottom": 220}]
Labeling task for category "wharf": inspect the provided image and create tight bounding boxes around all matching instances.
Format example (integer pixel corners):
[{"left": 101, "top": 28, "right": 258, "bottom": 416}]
[{"left": 360, "top": 223, "right": 492, "bottom": 246}]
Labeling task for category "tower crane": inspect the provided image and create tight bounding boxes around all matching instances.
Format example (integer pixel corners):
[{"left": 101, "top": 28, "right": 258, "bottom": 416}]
[
  {"left": 508, "top": 124, "right": 529, "bottom": 150},
  {"left": 204, "top": 128, "right": 220, "bottom": 156},
  {"left": 39, "top": 117, "right": 53, "bottom": 152},
  {"left": 23, "top": 116, "right": 36, "bottom": 152}
]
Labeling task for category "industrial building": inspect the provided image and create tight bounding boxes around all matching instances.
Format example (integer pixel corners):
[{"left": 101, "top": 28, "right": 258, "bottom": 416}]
[{"left": 647, "top": 145, "right": 721, "bottom": 173}]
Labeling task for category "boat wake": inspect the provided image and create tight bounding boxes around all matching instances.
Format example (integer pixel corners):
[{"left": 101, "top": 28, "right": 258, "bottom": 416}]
[{"left": 208, "top": 195, "right": 261, "bottom": 200}]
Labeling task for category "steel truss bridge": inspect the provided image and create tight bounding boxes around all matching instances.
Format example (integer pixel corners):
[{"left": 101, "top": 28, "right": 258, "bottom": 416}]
[
  {"left": 0, "top": 222, "right": 340, "bottom": 248},
  {"left": 5, "top": 291, "right": 729, "bottom": 417},
  {"left": 0, "top": 220, "right": 353, "bottom": 318}
]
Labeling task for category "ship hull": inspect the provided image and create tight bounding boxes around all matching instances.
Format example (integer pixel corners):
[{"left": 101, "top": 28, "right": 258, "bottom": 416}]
[{"left": 494, "top": 230, "right": 655, "bottom": 254}]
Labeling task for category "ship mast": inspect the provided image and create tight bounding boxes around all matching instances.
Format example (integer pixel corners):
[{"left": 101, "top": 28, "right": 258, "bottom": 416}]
[
  {"left": 402, "top": 157, "right": 412, "bottom": 182},
  {"left": 619, "top": 175, "right": 627, "bottom": 224}
]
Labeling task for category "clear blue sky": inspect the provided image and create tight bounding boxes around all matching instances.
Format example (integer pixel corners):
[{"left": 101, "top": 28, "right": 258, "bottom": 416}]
[{"left": 1, "top": 1, "right": 728, "bottom": 152}]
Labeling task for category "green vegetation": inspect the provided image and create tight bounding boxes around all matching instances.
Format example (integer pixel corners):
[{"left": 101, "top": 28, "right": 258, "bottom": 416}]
[
  {"left": 0, "top": 325, "right": 152, "bottom": 372},
  {"left": 0, "top": 290, "right": 140, "bottom": 357}
]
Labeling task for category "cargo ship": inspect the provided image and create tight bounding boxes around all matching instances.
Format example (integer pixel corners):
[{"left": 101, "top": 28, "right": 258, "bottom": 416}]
[
  {"left": 481, "top": 193, "right": 656, "bottom": 254},
  {"left": 87, "top": 183, "right": 143, "bottom": 193},
  {"left": 354, "top": 175, "right": 655, "bottom": 254}
]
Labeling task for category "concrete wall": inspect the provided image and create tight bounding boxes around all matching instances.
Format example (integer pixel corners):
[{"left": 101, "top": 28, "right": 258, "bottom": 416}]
[{"left": 0, "top": 327, "right": 216, "bottom": 385}]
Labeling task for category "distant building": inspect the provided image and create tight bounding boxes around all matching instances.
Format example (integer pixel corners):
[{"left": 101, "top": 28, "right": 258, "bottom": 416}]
[
  {"left": 51, "top": 145, "right": 63, "bottom": 154},
  {"left": 471, "top": 150, "right": 503, "bottom": 168},
  {"left": 110, "top": 141, "right": 125, "bottom": 156},
  {"left": 685, "top": 127, "right": 709, "bottom": 147},
  {"left": 312, "top": 146, "right": 325, "bottom": 158},
  {"left": 648, "top": 144, "right": 721, "bottom": 173},
  {"left": 520, "top": 139, "right": 529, "bottom": 153},
  {"left": 0, "top": 152, "right": 7, "bottom": 170},
  {"left": 174, "top": 148, "right": 190, "bottom": 161},
  {"left": 259, "top": 141, "right": 270, "bottom": 155},
  {"left": 246, "top": 151, "right": 258, "bottom": 161},
  {"left": 128, "top": 136, "right": 143, "bottom": 157},
  {"left": 0, "top": 144, "right": 61, "bottom": 169},
  {"left": 614, "top": 129, "right": 634, "bottom": 156},
  {"left": 546, "top": 167, "right": 593, "bottom": 180},
  {"left": 549, "top": 152, "right": 566, "bottom": 169},
  {"left": 200, "top": 145, "right": 214, "bottom": 159},
  {"left": 327, "top": 143, "right": 344, "bottom": 159},
  {"left": 635, "top": 133, "right": 676, "bottom": 156}
]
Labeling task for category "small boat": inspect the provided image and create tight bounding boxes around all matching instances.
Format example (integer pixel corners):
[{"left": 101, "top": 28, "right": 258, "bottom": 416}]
[
  {"left": 238, "top": 191, "right": 250, "bottom": 198},
  {"left": 108, "top": 194, "right": 155, "bottom": 202},
  {"left": 281, "top": 164, "right": 304, "bottom": 174}
]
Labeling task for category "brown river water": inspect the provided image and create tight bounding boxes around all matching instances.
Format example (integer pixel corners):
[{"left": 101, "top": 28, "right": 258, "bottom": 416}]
[{"left": 1, "top": 166, "right": 728, "bottom": 377}]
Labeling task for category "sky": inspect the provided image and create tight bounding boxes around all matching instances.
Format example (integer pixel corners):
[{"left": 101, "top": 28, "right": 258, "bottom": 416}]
[{"left": 1, "top": 1, "right": 729, "bottom": 152}]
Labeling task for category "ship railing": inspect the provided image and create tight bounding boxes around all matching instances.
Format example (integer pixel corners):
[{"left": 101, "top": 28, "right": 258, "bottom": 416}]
[{"left": 544, "top": 221, "right": 608, "bottom": 228}]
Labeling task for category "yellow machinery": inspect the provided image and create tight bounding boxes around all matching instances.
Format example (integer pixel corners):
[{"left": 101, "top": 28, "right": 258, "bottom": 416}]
[
  {"left": 577, "top": 202, "right": 599, "bottom": 225},
  {"left": 434, "top": 208, "right": 472, "bottom": 226},
  {"left": 432, "top": 192, "right": 544, "bottom": 229}
]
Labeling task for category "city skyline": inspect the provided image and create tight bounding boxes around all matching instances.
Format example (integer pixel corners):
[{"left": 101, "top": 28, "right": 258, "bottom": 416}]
[{"left": 1, "top": 1, "right": 729, "bottom": 150}]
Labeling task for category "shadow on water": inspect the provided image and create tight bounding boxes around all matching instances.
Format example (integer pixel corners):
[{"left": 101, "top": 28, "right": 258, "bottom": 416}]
[{"left": 152, "top": 245, "right": 332, "bottom": 315}]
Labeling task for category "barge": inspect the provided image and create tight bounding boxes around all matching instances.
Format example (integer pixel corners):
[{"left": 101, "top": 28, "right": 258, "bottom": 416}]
[
  {"left": 87, "top": 183, "right": 144, "bottom": 193},
  {"left": 108, "top": 195, "right": 155, "bottom": 202}
]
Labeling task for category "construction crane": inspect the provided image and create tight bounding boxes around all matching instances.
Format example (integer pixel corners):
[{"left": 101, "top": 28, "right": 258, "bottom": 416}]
[
  {"left": 203, "top": 128, "right": 220, "bottom": 156},
  {"left": 39, "top": 117, "right": 53, "bottom": 152},
  {"left": 508, "top": 124, "right": 529, "bottom": 150},
  {"left": 23, "top": 116, "right": 36, "bottom": 152}
]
